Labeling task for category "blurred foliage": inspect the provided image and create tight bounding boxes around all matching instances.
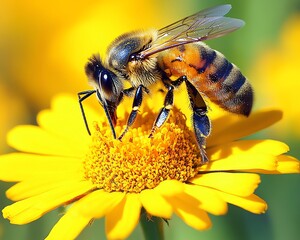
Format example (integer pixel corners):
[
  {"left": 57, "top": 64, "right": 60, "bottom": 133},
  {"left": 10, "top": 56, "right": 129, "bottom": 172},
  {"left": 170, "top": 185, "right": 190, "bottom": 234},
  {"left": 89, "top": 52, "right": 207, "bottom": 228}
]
[{"left": 0, "top": 0, "right": 299, "bottom": 239}]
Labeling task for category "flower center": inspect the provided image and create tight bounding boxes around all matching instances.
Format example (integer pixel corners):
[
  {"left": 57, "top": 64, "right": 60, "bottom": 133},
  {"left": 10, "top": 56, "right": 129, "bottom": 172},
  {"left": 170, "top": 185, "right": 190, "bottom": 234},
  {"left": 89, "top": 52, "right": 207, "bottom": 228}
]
[{"left": 83, "top": 107, "right": 202, "bottom": 193}]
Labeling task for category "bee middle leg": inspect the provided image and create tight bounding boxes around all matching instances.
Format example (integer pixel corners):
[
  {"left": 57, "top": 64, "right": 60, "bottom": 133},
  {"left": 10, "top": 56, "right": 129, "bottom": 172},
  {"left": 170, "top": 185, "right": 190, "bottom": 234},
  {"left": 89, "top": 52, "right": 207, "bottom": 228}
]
[
  {"left": 149, "top": 85, "right": 174, "bottom": 137},
  {"left": 150, "top": 75, "right": 210, "bottom": 164},
  {"left": 149, "top": 75, "right": 186, "bottom": 137}
]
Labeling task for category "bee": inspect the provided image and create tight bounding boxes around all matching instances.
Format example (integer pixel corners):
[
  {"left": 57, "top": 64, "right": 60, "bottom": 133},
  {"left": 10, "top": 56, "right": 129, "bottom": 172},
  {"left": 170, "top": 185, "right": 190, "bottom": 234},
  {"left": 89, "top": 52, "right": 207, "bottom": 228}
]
[{"left": 79, "top": 4, "right": 253, "bottom": 164}]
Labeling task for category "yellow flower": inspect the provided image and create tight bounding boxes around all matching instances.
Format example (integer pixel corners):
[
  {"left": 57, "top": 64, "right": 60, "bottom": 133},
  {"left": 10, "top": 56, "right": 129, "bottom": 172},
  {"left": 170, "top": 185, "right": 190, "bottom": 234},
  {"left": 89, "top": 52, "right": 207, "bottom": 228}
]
[
  {"left": 0, "top": 94, "right": 299, "bottom": 240},
  {"left": 251, "top": 14, "right": 300, "bottom": 136}
]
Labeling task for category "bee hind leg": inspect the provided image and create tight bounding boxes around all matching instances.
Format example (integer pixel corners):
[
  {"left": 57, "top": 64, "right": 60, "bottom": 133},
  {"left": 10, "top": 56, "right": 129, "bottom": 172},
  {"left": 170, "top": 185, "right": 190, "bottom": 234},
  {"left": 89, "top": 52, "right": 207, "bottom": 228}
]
[
  {"left": 185, "top": 80, "right": 211, "bottom": 164},
  {"left": 192, "top": 108, "right": 210, "bottom": 164}
]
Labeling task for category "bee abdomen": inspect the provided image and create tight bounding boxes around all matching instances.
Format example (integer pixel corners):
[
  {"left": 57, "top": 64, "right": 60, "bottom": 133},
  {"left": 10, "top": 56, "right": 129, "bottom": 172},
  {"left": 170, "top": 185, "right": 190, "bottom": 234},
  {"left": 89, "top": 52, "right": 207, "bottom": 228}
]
[
  {"left": 209, "top": 57, "right": 233, "bottom": 82},
  {"left": 198, "top": 45, "right": 253, "bottom": 116},
  {"left": 223, "top": 79, "right": 253, "bottom": 116}
]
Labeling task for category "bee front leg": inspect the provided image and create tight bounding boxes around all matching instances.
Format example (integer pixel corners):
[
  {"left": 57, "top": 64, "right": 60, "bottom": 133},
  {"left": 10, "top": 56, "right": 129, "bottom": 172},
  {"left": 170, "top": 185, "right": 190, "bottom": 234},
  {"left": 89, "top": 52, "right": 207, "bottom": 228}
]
[
  {"left": 78, "top": 90, "right": 97, "bottom": 135},
  {"left": 118, "top": 85, "right": 148, "bottom": 140},
  {"left": 185, "top": 80, "right": 211, "bottom": 164}
]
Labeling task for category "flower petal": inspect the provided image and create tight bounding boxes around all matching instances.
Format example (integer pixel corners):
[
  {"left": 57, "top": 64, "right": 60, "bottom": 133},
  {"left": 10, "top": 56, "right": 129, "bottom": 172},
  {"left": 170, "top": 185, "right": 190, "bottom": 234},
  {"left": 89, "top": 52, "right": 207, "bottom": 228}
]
[
  {"left": 0, "top": 153, "right": 82, "bottom": 181},
  {"left": 7, "top": 126, "right": 86, "bottom": 157},
  {"left": 2, "top": 181, "right": 94, "bottom": 224},
  {"left": 6, "top": 178, "right": 87, "bottom": 201},
  {"left": 207, "top": 139, "right": 289, "bottom": 160},
  {"left": 164, "top": 192, "right": 211, "bottom": 230},
  {"left": 200, "top": 153, "right": 277, "bottom": 172},
  {"left": 106, "top": 193, "right": 142, "bottom": 240},
  {"left": 77, "top": 190, "right": 125, "bottom": 219},
  {"left": 37, "top": 94, "right": 101, "bottom": 143},
  {"left": 155, "top": 180, "right": 185, "bottom": 197},
  {"left": 218, "top": 192, "right": 267, "bottom": 214},
  {"left": 190, "top": 172, "right": 260, "bottom": 197},
  {"left": 184, "top": 184, "right": 228, "bottom": 215},
  {"left": 275, "top": 155, "right": 300, "bottom": 173},
  {"left": 46, "top": 202, "right": 92, "bottom": 240},
  {"left": 140, "top": 189, "right": 173, "bottom": 219},
  {"left": 37, "top": 109, "right": 90, "bottom": 150},
  {"left": 208, "top": 109, "right": 282, "bottom": 147}
]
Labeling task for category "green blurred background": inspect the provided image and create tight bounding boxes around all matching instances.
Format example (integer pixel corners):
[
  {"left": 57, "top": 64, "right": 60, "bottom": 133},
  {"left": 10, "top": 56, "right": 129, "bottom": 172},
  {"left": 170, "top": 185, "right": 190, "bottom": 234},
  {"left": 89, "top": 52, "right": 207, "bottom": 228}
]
[{"left": 0, "top": 0, "right": 299, "bottom": 239}]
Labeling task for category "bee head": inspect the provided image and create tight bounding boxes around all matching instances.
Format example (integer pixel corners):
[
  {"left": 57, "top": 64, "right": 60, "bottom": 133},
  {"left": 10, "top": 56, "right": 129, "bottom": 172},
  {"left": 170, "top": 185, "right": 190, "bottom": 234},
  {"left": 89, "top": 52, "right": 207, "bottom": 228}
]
[{"left": 85, "top": 54, "right": 123, "bottom": 126}]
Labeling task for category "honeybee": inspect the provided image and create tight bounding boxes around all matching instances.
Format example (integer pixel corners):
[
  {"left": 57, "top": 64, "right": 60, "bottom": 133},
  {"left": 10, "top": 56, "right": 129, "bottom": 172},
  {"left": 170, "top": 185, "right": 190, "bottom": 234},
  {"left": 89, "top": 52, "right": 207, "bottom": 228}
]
[{"left": 79, "top": 4, "right": 253, "bottom": 164}]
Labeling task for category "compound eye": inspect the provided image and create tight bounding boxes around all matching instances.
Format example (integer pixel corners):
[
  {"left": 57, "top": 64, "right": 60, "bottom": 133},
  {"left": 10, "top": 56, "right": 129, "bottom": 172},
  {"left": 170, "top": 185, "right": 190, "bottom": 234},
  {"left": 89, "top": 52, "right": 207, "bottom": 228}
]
[{"left": 99, "top": 70, "right": 115, "bottom": 95}]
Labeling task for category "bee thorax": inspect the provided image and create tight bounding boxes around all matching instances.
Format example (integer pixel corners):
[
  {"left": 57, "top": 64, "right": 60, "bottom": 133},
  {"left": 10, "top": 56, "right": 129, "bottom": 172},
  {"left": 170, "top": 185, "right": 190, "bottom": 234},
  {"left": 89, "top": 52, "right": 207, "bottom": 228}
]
[{"left": 128, "top": 57, "right": 161, "bottom": 87}]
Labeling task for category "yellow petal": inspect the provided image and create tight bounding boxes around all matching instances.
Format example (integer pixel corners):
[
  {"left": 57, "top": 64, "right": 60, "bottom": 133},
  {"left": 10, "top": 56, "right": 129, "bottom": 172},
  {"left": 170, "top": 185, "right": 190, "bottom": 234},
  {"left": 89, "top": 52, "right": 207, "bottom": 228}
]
[
  {"left": 6, "top": 177, "right": 87, "bottom": 201},
  {"left": 7, "top": 125, "right": 86, "bottom": 157},
  {"left": 200, "top": 153, "right": 277, "bottom": 172},
  {"left": 37, "top": 109, "right": 90, "bottom": 151},
  {"left": 139, "top": 189, "right": 173, "bottom": 219},
  {"left": 0, "top": 153, "right": 81, "bottom": 181},
  {"left": 164, "top": 192, "right": 211, "bottom": 230},
  {"left": 207, "top": 139, "right": 289, "bottom": 160},
  {"left": 190, "top": 172, "right": 260, "bottom": 197},
  {"left": 77, "top": 190, "right": 125, "bottom": 219},
  {"left": 3, "top": 181, "right": 94, "bottom": 224},
  {"left": 155, "top": 180, "right": 185, "bottom": 197},
  {"left": 106, "top": 193, "right": 141, "bottom": 240},
  {"left": 275, "top": 155, "right": 300, "bottom": 173},
  {"left": 247, "top": 155, "right": 300, "bottom": 174},
  {"left": 208, "top": 109, "right": 282, "bottom": 147},
  {"left": 218, "top": 192, "right": 267, "bottom": 214},
  {"left": 46, "top": 201, "right": 92, "bottom": 240},
  {"left": 184, "top": 184, "right": 228, "bottom": 215},
  {"left": 37, "top": 94, "right": 100, "bottom": 143}
]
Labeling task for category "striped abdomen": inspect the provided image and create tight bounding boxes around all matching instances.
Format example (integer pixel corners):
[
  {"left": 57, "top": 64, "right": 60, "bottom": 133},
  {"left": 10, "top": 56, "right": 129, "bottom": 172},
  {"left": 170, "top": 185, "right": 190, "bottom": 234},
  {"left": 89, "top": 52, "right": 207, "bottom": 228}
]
[{"left": 157, "top": 42, "right": 253, "bottom": 116}]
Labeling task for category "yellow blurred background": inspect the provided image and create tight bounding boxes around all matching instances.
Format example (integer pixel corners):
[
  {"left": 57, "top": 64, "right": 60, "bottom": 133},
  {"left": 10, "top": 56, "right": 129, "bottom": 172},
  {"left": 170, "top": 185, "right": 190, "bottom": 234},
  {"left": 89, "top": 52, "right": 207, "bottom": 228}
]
[{"left": 0, "top": 0, "right": 299, "bottom": 239}]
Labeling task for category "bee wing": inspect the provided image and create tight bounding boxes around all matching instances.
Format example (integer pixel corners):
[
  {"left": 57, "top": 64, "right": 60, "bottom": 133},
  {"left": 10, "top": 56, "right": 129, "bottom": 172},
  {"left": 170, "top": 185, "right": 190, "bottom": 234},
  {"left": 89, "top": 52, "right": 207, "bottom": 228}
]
[{"left": 139, "top": 4, "right": 244, "bottom": 59}]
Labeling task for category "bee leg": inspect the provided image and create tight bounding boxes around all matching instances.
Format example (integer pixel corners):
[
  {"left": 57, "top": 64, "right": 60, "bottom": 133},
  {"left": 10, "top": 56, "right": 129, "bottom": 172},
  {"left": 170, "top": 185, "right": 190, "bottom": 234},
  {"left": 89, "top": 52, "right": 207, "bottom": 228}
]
[
  {"left": 149, "top": 75, "right": 186, "bottom": 137},
  {"left": 149, "top": 85, "right": 174, "bottom": 137},
  {"left": 118, "top": 85, "right": 147, "bottom": 140},
  {"left": 95, "top": 90, "right": 117, "bottom": 139},
  {"left": 123, "top": 87, "right": 136, "bottom": 97},
  {"left": 78, "top": 90, "right": 97, "bottom": 135},
  {"left": 192, "top": 108, "right": 210, "bottom": 164},
  {"left": 185, "top": 81, "right": 211, "bottom": 164}
]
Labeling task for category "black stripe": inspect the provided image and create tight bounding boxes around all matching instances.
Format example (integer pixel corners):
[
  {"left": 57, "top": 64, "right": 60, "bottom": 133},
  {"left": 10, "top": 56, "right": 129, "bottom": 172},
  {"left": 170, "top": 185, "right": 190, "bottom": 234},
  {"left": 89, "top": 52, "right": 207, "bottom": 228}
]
[
  {"left": 224, "top": 83, "right": 253, "bottom": 116},
  {"left": 209, "top": 59, "right": 233, "bottom": 82},
  {"left": 240, "top": 85, "right": 253, "bottom": 116},
  {"left": 227, "top": 71, "right": 246, "bottom": 93},
  {"left": 196, "top": 47, "right": 217, "bottom": 74}
]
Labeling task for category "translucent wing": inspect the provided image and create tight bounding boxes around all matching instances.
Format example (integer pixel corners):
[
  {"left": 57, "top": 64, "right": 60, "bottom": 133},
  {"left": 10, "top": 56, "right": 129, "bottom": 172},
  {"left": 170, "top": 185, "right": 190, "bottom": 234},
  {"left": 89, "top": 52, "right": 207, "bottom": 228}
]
[{"left": 138, "top": 4, "right": 244, "bottom": 59}]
